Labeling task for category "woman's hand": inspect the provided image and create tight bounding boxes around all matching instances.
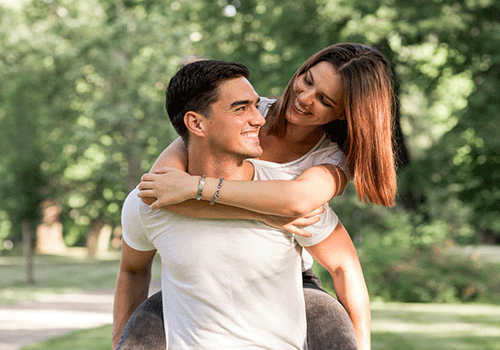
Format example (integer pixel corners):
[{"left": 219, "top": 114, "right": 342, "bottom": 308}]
[
  {"left": 259, "top": 206, "right": 325, "bottom": 237},
  {"left": 137, "top": 167, "right": 199, "bottom": 208}
]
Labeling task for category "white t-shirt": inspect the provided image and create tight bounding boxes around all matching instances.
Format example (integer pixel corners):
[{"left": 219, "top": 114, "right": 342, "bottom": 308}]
[{"left": 122, "top": 189, "right": 308, "bottom": 350}]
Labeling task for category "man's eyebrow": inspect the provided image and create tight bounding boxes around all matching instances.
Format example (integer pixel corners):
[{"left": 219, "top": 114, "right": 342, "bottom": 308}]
[
  {"left": 229, "top": 97, "right": 260, "bottom": 109},
  {"left": 308, "top": 70, "right": 338, "bottom": 106}
]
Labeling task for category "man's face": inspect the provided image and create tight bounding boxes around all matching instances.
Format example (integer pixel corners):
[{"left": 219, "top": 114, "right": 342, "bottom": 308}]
[{"left": 203, "top": 77, "right": 265, "bottom": 159}]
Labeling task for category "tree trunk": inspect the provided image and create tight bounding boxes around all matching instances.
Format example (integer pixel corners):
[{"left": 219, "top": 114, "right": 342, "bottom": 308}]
[
  {"left": 96, "top": 224, "right": 113, "bottom": 257},
  {"left": 87, "top": 218, "right": 105, "bottom": 258},
  {"left": 22, "top": 220, "right": 35, "bottom": 285}
]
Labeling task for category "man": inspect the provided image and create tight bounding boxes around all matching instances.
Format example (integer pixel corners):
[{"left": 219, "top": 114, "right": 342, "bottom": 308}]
[{"left": 113, "top": 60, "right": 369, "bottom": 349}]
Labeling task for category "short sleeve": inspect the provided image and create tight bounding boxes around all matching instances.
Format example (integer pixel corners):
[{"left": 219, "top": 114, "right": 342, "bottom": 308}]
[
  {"left": 295, "top": 204, "right": 339, "bottom": 247},
  {"left": 314, "top": 141, "right": 351, "bottom": 181},
  {"left": 258, "top": 97, "right": 276, "bottom": 118},
  {"left": 121, "top": 188, "right": 156, "bottom": 251}
]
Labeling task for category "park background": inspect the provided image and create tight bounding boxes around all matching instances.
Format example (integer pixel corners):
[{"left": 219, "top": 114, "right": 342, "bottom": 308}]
[{"left": 0, "top": 0, "right": 499, "bottom": 349}]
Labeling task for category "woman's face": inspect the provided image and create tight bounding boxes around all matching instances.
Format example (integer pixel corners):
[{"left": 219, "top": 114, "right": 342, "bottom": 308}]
[{"left": 286, "top": 61, "right": 345, "bottom": 127}]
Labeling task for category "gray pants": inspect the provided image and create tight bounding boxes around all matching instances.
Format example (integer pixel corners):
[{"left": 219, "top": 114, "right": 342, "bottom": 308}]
[{"left": 116, "top": 270, "right": 358, "bottom": 349}]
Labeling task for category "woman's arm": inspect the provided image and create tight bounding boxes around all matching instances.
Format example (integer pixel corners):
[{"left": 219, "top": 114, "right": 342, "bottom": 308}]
[
  {"left": 305, "top": 222, "right": 371, "bottom": 350},
  {"left": 164, "top": 200, "right": 324, "bottom": 237},
  {"left": 143, "top": 141, "right": 321, "bottom": 236},
  {"left": 149, "top": 137, "right": 188, "bottom": 172},
  {"left": 139, "top": 163, "right": 347, "bottom": 217}
]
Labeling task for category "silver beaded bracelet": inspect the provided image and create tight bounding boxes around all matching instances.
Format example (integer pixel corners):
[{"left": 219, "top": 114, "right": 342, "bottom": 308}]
[{"left": 210, "top": 178, "right": 224, "bottom": 205}]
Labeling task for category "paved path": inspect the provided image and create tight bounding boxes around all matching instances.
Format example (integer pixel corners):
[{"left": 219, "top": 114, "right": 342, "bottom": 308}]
[{"left": 0, "top": 281, "right": 161, "bottom": 350}]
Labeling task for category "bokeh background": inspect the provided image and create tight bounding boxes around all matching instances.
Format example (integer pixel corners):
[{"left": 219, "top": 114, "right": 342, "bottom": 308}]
[{"left": 0, "top": 0, "right": 499, "bottom": 348}]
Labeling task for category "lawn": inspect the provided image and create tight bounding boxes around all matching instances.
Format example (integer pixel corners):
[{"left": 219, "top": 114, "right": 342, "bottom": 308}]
[
  {"left": 371, "top": 302, "right": 500, "bottom": 350},
  {"left": 20, "top": 302, "right": 500, "bottom": 350},
  {"left": 5, "top": 248, "right": 499, "bottom": 349},
  {"left": 0, "top": 250, "right": 122, "bottom": 305},
  {"left": 0, "top": 249, "right": 161, "bottom": 305}
]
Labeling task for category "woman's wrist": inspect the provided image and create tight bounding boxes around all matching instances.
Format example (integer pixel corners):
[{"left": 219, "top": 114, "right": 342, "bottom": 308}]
[
  {"left": 200, "top": 177, "right": 221, "bottom": 203},
  {"left": 187, "top": 175, "right": 202, "bottom": 200}
]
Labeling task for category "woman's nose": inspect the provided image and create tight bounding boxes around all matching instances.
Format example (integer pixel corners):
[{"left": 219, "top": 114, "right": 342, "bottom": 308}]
[{"left": 299, "top": 88, "right": 315, "bottom": 105}]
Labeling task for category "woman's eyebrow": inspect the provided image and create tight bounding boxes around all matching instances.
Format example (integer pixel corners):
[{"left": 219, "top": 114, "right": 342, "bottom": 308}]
[{"left": 309, "top": 70, "right": 337, "bottom": 106}]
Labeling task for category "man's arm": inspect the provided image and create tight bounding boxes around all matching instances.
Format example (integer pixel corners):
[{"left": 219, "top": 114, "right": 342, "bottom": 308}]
[
  {"left": 112, "top": 240, "right": 156, "bottom": 349},
  {"left": 305, "top": 222, "right": 371, "bottom": 350}
]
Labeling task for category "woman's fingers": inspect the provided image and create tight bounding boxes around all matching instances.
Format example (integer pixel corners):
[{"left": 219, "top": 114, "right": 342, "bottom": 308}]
[
  {"left": 137, "top": 189, "right": 156, "bottom": 197},
  {"left": 293, "top": 215, "right": 321, "bottom": 226},
  {"left": 284, "top": 225, "right": 313, "bottom": 237},
  {"left": 138, "top": 182, "right": 152, "bottom": 190},
  {"left": 140, "top": 173, "right": 156, "bottom": 182},
  {"left": 149, "top": 199, "right": 162, "bottom": 210},
  {"left": 304, "top": 206, "right": 325, "bottom": 218}
]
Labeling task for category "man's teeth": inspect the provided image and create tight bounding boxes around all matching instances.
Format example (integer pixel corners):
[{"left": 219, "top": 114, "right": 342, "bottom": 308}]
[
  {"left": 294, "top": 98, "right": 308, "bottom": 114},
  {"left": 242, "top": 132, "right": 258, "bottom": 138}
]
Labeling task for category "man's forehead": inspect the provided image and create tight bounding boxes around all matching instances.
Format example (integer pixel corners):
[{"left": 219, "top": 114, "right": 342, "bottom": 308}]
[{"left": 217, "top": 77, "right": 258, "bottom": 104}]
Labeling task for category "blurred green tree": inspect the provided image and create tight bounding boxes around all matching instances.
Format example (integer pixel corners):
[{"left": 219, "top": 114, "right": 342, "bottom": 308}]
[{"left": 0, "top": 0, "right": 498, "bottom": 257}]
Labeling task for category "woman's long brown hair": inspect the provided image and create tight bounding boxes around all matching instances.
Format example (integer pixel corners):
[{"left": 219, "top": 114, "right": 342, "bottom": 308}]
[{"left": 267, "top": 43, "right": 397, "bottom": 206}]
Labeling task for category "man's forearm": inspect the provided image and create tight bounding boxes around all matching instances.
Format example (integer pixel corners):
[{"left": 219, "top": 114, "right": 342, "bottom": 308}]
[{"left": 112, "top": 270, "right": 151, "bottom": 349}]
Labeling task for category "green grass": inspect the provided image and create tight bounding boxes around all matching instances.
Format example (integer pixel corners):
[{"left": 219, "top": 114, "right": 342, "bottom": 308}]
[
  {"left": 371, "top": 302, "right": 500, "bottom": 350},
  {"left": 0, "top": 250, "right": 161, "bottom": 304},
  {"left": 20, "top": 302, "right": 500, "bottom": 350},
  {"left": 6, "top": 247, "right": 500, "bottom": 349},
  {"left": 21, "top": 324, "right": 113, "bottom": 350},
  {"left": 0, "top": 252, "right": 120, "bottom": 304}
]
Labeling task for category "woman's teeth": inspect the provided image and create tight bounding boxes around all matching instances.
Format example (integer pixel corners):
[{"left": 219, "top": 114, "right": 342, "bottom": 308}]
[{"left": 294, "top": 98, "right": 308, "bottom": 114}]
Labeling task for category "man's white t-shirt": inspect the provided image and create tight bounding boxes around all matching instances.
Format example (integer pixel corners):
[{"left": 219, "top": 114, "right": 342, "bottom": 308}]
[{"left": 123, "top": 189, "right": 311, "bottom": 349}]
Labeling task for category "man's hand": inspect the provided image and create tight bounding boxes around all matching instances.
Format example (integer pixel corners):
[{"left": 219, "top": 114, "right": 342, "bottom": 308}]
[
  {"left": 259, "top": 206, "right": 325, "bottom": 237},
  {"left": 138, "top": 167, "right": 198, "bottom": 209}
]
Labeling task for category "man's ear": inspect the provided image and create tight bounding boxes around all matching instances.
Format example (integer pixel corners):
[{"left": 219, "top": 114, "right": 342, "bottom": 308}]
[{"left": 184, "top": 111, "right": 206, "bottom": 138}]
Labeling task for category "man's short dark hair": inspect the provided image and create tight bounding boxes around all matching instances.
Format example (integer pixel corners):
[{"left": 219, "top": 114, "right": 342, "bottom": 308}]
[{"left": 165, "top": 60, "right": 249, "bottom": 143}]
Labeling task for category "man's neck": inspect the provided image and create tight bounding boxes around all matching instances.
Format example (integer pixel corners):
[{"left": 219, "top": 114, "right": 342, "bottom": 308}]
[{"left": 187, "top": 149, "right": 254, "bottom": 181}]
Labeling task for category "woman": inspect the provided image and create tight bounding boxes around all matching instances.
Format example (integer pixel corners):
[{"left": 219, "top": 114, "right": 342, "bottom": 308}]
[{"left": 120, "top": 43, "right": 396, "bottom": 350}]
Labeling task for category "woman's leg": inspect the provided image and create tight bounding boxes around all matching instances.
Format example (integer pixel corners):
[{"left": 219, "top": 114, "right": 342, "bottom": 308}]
[
  {"left": 303, "top": 269, "right": 359, "bottom": 350},
  {"left": 115, "top": 291, "right": 166, "bottom": 350}
]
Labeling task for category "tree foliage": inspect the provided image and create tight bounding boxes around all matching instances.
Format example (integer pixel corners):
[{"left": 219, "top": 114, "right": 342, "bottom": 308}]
[{"left": 0, "top": 0, "right": 499, "bottom": 250}]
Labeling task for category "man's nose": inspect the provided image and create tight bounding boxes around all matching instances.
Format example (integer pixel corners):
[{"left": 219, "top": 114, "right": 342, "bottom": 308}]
[{"left": 250, "top": 108, "right": 266, "bottom": 126}]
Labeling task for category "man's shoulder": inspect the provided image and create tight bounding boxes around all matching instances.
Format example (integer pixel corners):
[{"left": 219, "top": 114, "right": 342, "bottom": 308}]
[
  {"left": 122, "top": 188, "right": 161, "bottom": 226},
  {"left": 121, "top": 187, "right": 158, "bottom": 251},
  {"left": 122, "top": 187, "right": 141, "bottom": 213}
]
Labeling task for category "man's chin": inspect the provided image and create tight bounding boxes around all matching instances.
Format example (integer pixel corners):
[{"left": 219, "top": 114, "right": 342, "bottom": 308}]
[{"left": 241, "top": 148, "right": 263, "bottom": 159}]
